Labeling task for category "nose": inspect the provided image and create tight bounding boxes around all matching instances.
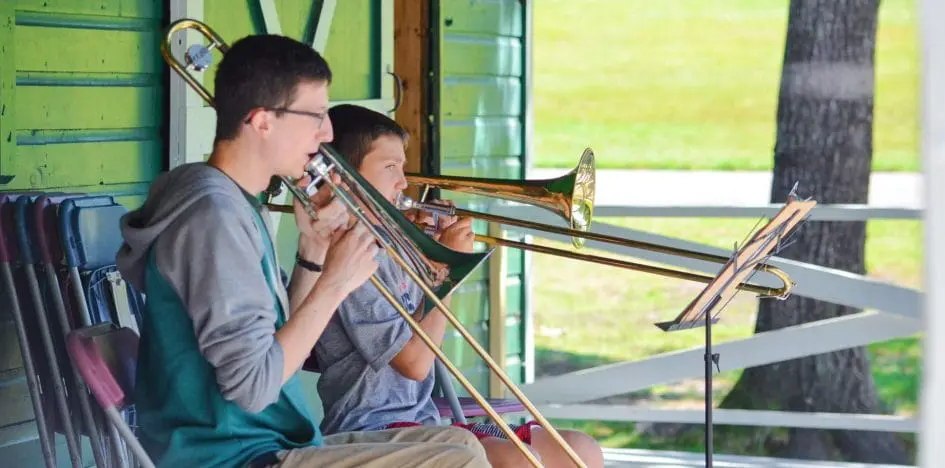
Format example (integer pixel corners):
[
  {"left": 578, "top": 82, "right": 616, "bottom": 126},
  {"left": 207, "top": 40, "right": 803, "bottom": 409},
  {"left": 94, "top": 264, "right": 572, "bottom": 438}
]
[
  {"left": 394, "top": 170, "right": 408, "bottom": 191},
  {"left": 318, "top": 117, "right": 334, "bottom": 143}
]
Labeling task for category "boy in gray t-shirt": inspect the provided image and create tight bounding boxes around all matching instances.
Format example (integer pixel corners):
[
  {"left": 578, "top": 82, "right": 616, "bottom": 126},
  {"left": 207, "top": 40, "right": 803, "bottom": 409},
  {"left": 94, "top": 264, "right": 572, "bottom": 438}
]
[
  {"left": 310, "top": 105, "right": 604, "bottom": 468},
  {"left": 313, "top": 241, "right": 439, "bottom": 434}
]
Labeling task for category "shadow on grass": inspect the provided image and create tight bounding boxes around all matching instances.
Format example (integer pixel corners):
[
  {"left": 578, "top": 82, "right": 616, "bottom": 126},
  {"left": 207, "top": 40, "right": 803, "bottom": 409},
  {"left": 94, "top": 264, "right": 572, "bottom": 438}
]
[{"left": 535, "top": 346, "right": 765, "bottom": 454}]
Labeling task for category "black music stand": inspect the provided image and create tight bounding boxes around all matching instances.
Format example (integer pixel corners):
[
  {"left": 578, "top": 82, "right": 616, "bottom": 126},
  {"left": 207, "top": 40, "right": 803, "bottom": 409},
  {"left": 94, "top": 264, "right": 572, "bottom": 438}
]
[{"left": 653, "top": 188, "right": 816, "bottom": 468}]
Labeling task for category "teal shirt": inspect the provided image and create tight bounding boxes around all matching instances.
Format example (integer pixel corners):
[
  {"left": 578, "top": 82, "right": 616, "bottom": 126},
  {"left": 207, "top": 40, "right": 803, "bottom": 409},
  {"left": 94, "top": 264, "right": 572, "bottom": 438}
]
[{"left": 133, "top": 191, "right": 321, "bottom": 468}]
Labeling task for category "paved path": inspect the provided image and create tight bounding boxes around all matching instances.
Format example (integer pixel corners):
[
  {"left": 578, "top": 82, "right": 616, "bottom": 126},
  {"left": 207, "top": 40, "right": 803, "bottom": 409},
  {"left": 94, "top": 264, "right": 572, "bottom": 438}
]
[
  {"left": 601, "top": 447, "right": 913, "bottom": 467},
  {"left": 526, "top": 169, "right": 923, "bottom": 209}
]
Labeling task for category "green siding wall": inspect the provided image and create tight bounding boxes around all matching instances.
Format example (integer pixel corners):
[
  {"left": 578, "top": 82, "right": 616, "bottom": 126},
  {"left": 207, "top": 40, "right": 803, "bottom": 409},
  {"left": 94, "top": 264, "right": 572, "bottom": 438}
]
[
  {"left": 200, "top": 0, "right": 381, "bottom": 101},
  {"left": 201, "top": 0, "right": 386, "bottom": 104},
  {"left": 6, "top": 2, "right": 166, "bottom": 209},
  {"left": 435, "top": 0, "right": 528, "bottom": 394},
  {"left": 0, "top": 0, "right": 166, "bottom": 465},
  {"left": 320, "top": 0, "right": 385, "bottom": 101}
]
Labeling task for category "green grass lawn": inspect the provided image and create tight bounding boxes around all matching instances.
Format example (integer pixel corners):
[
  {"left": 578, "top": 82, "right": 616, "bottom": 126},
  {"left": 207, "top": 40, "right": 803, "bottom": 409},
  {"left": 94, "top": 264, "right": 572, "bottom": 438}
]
[
  {"left": 529, "top": 218, "right": 922, "bottom": 453},
  {"left": 532, "top": 0, "right": 919, "bottom": 172},
  {"left": 520, "top": 0, "right": 922, "bottom": 456}
]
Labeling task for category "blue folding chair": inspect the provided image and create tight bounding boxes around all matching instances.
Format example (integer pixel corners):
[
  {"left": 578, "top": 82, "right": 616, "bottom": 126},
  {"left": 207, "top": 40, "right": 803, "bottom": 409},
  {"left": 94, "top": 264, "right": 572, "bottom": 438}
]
[
  {"left": 5, "top": 194, "right": 92, "bottom": 468},
  {"left": 0, "top": 193, "right": 60, "bottom": 468},
  {"left": 59, "top": 197, "right": 144, "bottom": 332},
  {"left": 25, "top": 194, "right": 115, "bottom": 468},
  {"left": 59, "top": 196, "right": 145, "bottom": 467}
]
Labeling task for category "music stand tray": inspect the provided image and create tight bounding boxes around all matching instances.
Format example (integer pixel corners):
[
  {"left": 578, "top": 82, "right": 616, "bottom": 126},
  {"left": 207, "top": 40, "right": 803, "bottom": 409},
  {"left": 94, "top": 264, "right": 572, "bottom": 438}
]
[{"left": 653, "top": 190, "right": 816, "bottom": 468}]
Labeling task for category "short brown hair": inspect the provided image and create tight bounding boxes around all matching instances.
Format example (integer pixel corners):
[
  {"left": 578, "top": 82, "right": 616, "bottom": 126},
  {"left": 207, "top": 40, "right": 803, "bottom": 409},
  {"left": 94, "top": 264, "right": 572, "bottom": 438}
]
[
  {"left": 327, "top": 104, "right": 408, "bottom": 169},
  {"left": 214, "top": 34, "right": 332, "bottom": 143}
]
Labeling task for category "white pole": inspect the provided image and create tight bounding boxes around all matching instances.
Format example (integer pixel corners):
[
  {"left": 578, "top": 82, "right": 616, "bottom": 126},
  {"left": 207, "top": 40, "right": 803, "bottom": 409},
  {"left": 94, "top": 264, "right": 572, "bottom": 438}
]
[{"left": 919, "top": 0, "right": 945, "bottom": 465}]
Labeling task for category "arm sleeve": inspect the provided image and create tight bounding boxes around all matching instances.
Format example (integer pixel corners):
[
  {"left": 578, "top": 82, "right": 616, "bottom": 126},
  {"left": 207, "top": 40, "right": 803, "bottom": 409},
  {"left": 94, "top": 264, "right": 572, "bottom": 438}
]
[
  {"left": 336, "top": 272, "right": 413, "bottom": 372},
  {"left": 153, "top": 194, "right": 285, "bottom": 413}
]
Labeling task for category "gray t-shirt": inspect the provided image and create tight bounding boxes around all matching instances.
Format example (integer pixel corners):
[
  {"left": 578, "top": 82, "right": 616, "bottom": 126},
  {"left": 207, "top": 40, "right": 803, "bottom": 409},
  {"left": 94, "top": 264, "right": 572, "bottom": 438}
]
[{"left": 312, "top": 245, "right": 441, "bottom": 434}]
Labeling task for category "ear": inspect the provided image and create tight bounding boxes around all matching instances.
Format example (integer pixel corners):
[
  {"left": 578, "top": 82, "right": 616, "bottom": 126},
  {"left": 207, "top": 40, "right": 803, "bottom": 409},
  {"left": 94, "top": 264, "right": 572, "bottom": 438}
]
[{"left": 245, "top": 108, "right": 273, "bottom": 136}]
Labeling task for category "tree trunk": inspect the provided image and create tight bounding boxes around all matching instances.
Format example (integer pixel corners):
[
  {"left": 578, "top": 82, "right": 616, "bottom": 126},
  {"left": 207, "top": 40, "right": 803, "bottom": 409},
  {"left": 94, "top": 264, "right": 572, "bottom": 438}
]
[{"left": 720, "top": 0, "right": 910, "bottom": 463}]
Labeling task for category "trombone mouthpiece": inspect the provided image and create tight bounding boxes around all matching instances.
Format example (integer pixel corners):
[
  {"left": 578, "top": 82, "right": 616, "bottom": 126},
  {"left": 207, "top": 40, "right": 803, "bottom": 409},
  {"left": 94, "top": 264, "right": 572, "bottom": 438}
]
[
  {"left": 394, "top": 193, "right": 416, "bottom": 210},
  {"left": 395, "top": 194, "right": 456, "bottom": 216}
]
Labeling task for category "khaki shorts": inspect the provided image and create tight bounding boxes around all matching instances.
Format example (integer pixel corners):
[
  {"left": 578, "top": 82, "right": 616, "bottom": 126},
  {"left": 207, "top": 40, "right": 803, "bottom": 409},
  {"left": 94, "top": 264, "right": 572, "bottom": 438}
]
[{"left": 270, "top": 425, "right": 491, "bottom": 468}]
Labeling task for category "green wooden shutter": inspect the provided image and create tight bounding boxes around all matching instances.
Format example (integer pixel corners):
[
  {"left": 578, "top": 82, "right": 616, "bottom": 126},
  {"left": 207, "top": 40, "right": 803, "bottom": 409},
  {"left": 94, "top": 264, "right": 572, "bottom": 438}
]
[{"left": 434, "top": 0, "right": 531, "bottom": 396}]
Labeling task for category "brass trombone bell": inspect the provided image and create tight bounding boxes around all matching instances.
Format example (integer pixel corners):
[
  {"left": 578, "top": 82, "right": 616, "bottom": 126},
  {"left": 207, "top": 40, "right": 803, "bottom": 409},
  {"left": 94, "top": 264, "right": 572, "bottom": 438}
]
[{"left": 406, "top": 147, "right": 596, "bottom": 249}]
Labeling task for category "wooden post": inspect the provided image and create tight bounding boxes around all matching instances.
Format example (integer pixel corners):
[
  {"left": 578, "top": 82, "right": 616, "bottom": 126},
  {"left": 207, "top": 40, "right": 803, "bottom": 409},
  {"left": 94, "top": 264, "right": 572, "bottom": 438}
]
[
  {"left": 488, "top": 223, "right": 508, "bottom": 398},
  {"left": 920, "top": 0, "right": 945, "bottom": 465},
  {"left": 393, "top": 0, "right": 430, "bottom": 201}
]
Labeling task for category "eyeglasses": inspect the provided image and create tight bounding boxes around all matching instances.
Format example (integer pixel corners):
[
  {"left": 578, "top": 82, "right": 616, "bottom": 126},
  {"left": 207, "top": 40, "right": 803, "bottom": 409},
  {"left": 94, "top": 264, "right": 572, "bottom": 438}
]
[{"left": 243, "top": 107, "right": 328, "bottom": 129}]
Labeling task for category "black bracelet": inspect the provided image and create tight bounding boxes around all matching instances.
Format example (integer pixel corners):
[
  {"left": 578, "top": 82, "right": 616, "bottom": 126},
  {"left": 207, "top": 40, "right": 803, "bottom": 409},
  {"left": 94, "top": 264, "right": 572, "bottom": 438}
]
[{"left": 295, "top": 252, "right": 323, "bottom": 272}]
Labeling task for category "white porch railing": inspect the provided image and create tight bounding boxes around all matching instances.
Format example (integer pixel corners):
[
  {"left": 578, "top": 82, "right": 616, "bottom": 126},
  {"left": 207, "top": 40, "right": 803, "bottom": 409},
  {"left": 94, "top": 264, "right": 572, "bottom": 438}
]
[{"left": 498, "top": 203, "right": 922, "bottom": 434}]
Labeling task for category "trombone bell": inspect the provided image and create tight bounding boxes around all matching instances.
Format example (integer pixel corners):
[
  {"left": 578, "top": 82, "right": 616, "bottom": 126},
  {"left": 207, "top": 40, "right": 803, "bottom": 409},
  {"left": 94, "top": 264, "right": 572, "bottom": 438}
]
[{"left": 406, "top": 148, "right": 596, "bottom": 249}]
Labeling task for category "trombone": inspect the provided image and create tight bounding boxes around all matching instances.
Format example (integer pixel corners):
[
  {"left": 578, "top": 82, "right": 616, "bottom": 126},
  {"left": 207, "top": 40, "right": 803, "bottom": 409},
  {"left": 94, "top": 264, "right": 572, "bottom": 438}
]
[
  {"left": 161, "top": 18, "right": 581, "bottom": 468},
  {"left": 269, "top": 150, "right": 795, "bottom": 299},
  {"left": 404, "top": 150, "right": 795, "bottom": 299}
]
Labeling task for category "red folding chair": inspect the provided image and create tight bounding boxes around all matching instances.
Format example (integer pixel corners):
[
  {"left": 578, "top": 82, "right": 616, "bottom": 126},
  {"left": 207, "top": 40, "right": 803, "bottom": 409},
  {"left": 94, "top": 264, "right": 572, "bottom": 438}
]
[{"left": 66, "top": 323, "right": 155, "bottom": 468}]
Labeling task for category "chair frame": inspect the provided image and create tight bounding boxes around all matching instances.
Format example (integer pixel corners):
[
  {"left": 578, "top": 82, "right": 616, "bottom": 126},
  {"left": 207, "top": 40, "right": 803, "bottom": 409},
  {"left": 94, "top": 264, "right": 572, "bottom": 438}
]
[{"left": 66, "top": 323, "right": 155, "bottom": 468}]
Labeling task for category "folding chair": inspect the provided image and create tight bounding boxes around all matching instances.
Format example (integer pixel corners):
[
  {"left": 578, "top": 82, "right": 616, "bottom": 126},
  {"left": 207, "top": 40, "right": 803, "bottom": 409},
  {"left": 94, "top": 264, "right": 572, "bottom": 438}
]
[
  {"left": 431, "top": 359, "right": 525, "bottom": 424},
  {"left": 1, "top": 194, "right": 85, "bottom": 467},
  {"left": 34, "top": 195, "right": 107, "bottom": 330},
  {"left": 29, "top": 194, "right": 112, "bottom": 468},
  {"left": 59, "top": 196, "right": 144, "bottom": 466},
  {"left": 0, "top": 193, "right": 58, "bottom": 467},
  {"left": 59, "top": 196, "right": 143, "bottom": 335},
  {"left": 67, "top": 323, "right": 155, "bottom": 468}
]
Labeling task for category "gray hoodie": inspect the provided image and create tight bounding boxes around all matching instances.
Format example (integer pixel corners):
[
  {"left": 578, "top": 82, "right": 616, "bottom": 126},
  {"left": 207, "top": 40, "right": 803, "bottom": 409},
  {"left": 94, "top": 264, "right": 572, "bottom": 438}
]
[{"left": 116, "top": 162, "right": 292, "bottom": 412}]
